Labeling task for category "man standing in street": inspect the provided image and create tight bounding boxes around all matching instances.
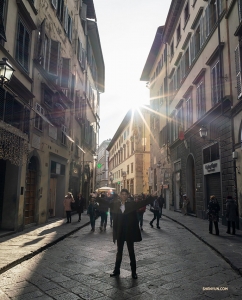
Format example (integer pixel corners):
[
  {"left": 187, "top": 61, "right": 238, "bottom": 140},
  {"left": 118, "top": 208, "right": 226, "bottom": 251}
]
[{"left": 96, "top": 189, "right": 155, "bottom": 279}]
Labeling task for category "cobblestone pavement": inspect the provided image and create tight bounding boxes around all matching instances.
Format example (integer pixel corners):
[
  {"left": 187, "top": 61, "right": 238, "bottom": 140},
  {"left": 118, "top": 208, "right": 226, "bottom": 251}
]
[{"left": 0, "top": 212, "right": 242, "bottom": 300}]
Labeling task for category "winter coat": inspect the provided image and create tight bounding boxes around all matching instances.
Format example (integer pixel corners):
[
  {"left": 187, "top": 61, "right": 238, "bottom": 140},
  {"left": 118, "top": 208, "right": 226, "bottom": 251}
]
[
  {"left": 226, "top": 199, "right": 238, "bottom": 222},
  {"left": 63, "top": 197, "right": 74, "bottom": 211},
  {"left": 98, "top": 197, "right": 109, "bottom": 213},
  {"left": 96, "top": 196, "right": 153, "bottom": 243},
  {"left": 157, "top": 196, "right": 165, "bottom": 208},
  {"left": 208, "top": 200, "right": 220, "bottom": 222},
  {"left": 87, "top": 202, "right": 98, "bottom": 217},
  {"left": 76, "top": 196, "right": 84, "bottom": 213}
]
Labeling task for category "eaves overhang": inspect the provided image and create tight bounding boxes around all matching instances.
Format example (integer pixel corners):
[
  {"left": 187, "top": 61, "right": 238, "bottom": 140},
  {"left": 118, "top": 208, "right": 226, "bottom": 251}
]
[
  {"left": 83, "top": 0, "right": 96, "bottom": 21},
  {"left": 87, "top": 20, "right": 105, "bottom": 93},
  {"left": 162, "top": 0, "right": 185, "bottom": 42},
  {"left": 140, "top": 26, "right": 164, "bottom": 81}
]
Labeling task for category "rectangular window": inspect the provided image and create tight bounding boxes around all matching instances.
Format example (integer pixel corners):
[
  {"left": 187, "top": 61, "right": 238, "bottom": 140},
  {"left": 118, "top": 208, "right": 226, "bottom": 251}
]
[
  {"left": 185, "top": 96, "right": 193, "bottom": 130},
  {"left": 211, "top": 60, "right": 222, "bottom": 105},
  {"left": 239, "top": 0, "right": 242, "bottom": 22},
  {"left": 61, "top": 124, "right": 67, "bottom": 145},
  {"left": 0, "top": 0, "right": 7, "bottom": 42},
  {"left": 61, "top": 58, "right": 70, "bottom": 88},
  {"left": 177, "top": 23, "right": 181, "bottom": 45},
  {"left": 56, "top": 0, "right": 64, "bottom": 22},
  {"left": 35, "top": 103, "right": 44, "bottom": 131},
  {"left": 49, "top": 39, "right": 60, "bottom": 75},
  {"left": 131, "top": 163, "right": 133, "bottom": 173},
  {"left": 196, "top": 79, "right": 206, "bottom": 119},
  {"left": 170, "top": 40, "right": 174, "bottom": 59},
  {"left": 184, "top": 1, "right": 189, "bottom": 25},
  {"left": 127, "top": 164, "right": 129, "bottom": 175},
  {"left": 16, "top": 19, "right": 30, "bottom": 71}
]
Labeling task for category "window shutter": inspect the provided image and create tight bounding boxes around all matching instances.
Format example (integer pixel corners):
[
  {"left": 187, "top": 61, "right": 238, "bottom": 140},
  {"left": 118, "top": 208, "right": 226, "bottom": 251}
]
[
  {"left": 190, "top": 35, "right": 195, "bottom": 63},
  {"left": 51, "top": 0, "right": 58, "bottom": 9},
  {"left": 38, "top": 19, "right": 46, "bottom": 62},
  {"left": 64, "top": 6, "right": 68, "bottom": 33},
  {"left": 200, "top": 17, "right": 204, "bottom": 47},
  {"left": 68, "top": 16, "right": 72, "bottom": 41},
  {"left": 205, "top": 6, "right": 210, "bottom": 37},
  {"left": 23, "top": 30, "right": 30, "bottom": 71},
  {"left": 239, "top": 0, "right": 242, "bottom": 22},
  {"left": 49, "top": 39, "right": 60, "bottom": 75},
  {"left": 235, "top": 45, "right": 242, "bottom": 98},
  {"left": 78, "top": 38, "right": 82, "bottom": 63}
]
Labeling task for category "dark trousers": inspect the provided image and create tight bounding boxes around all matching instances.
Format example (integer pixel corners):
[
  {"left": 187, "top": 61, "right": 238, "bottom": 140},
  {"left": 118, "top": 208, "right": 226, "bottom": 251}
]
[
  {"left": 66, "top": 211, "right": 71, "bottom": 223},
  {"left": 227, "top": 221, "right": 235, "bottom": 234},
  {"left": 115, "top": 239, "right": 136, "bottom": 274},
  {"left": 137, "top": 212, "right": 144, "bottom": 228},
  {"left": 77, "top": 211, "right": 82, "bottom": 220},
  {"left": 159, "top": 207, "right": 163, "bottom": 218},
  {"left": 209, "top": 221, "right": 219, "bottom": 234},
  {"left": 90, "top": 215, "right": 95, "bottom": 229},
  {"left": 150, "top": 210, "right": 160, "bottom": 227},
  {"left": 100, "top": 212, "right": 107, "bottom": 227}
]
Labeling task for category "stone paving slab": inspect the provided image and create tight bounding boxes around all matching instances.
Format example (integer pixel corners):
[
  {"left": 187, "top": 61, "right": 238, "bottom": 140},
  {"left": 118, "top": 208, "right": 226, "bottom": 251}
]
[
  {"left": 162, "top": 209, "right": 242, "bottom": 275},
  {"left": 0, "top": 212, "right": 91, "bottom": 274},
  {"left": 0, "top": 207, "right": 241, "bottom": 280}
]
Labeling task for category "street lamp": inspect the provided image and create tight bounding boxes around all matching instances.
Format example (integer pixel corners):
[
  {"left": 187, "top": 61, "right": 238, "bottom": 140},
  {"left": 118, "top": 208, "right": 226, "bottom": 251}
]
[
  {"left": 199, "top": 125, "right": 208, "bottom": 139},
  {"left": 0, "top": 58, "right": 15, "bottom": 85}
]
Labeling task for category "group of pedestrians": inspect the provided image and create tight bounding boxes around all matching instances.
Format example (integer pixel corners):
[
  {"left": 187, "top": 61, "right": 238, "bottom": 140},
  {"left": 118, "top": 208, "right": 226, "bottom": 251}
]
[
  {"left": 63, "top": 192, "right": 85, "bottom": 224},
  {"left": 207, "top": 195, "right": 238, "bottom": 236}
]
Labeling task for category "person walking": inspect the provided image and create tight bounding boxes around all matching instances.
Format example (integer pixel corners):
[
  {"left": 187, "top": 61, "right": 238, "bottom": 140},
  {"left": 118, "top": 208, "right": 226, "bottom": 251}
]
[
  {"left": 87, "top": 197, "right": 98, "bottom": 232},
  {"left": 76, "top": 193, "right": 85, "bottom": 222},
  {"left": 182, "top": 194, "right": 189, "bottom": 215},
  {"left": 150, "top": 196, "right": 161, "bottom": 229},
  {"left": 63, "top": 192, "right": 75, "bottom": 224},
  {"left": 135, "top": 194, "right": 146, "bottom": 231},
  {"left": 226, "top": 196, "right": 238, "bottom": 235},
  {"left": 207, "top": 195, "right": 220, "bottom": 235},
  {"left": 96, "top": 189, "right": 155, "bottom": 279},
  {"left": 99, "top": 193, "right": 109, "bottom": 231}
]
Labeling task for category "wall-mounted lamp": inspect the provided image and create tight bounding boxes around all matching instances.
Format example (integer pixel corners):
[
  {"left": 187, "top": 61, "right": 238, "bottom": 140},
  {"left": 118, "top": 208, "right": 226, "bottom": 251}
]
[
  {"left": 0, "top": 58, "right": 15, "bottom": 85},
  {"left": 199, "top": 125, "right": 228, "bottom": 148},
  {"left": 93, "top": 154, "right": 98, "bottom": 161},
  {"left": 199, "top": 125, "right": 208, "bottom": 139}
]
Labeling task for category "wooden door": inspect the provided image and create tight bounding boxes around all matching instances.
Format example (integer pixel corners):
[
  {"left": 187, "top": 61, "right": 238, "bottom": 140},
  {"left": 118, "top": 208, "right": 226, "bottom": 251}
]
[{"left": 24, "top": 170, "right": 36, "bottom": 225}]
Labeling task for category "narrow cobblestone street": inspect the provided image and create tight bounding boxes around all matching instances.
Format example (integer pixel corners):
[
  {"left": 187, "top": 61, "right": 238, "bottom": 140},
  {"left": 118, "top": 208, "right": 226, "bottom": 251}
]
[{"left": 0, "top": 212, "right": 242, "bottom": 300}]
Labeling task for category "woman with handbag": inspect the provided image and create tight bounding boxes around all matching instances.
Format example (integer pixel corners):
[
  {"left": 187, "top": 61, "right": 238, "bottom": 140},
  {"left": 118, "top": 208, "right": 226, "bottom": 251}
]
[{"left": 63, "top": 192, "right": 75, "bottom": 224}]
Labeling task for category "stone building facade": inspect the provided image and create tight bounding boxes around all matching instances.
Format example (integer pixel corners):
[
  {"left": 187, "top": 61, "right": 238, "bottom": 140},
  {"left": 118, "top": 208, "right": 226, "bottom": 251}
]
[
  {"left": 141, "top": 0, "right": 240, "bottom": 226},
  {"left": 0, "top": 0, "right": 104, "bottom": 231},
  {"left": 107, "top": 108, "right": 150, "bottom": 195},
  {"left": 96, "top": 139, "right": 110, "bottom": 189}
]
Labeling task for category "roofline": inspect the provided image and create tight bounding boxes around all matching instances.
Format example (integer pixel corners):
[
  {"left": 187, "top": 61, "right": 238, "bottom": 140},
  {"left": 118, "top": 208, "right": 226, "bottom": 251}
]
[
  {"left": 87, "top": 20, "right": 105, "bottom": 93},
  {"left": 106, "top": 110, "right": 133, "bottom": 151},
  {"left": 140, "top": 26, "right": 164, "bottom": 81}
]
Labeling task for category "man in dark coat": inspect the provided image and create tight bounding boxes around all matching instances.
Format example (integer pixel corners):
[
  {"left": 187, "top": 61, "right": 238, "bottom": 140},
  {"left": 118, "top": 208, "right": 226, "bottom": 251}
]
[
  {"left": 96, "top": 188, "right": 155, "bottom": 279},
  {"left": 226, "top": 196, "right": 238, "bottom": 235},
  {"left": 76, "top": 193, "right": 85, "bottom": 222}
]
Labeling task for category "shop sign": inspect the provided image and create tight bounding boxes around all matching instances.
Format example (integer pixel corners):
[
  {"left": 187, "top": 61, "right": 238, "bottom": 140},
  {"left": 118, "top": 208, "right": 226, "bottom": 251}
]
[
  {"left": 203, "top": 159, "right": 220, "bottom": 175},
  {"left": 162, "top": 184, "right": 169, "bottom": 189}
]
